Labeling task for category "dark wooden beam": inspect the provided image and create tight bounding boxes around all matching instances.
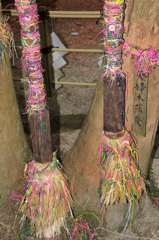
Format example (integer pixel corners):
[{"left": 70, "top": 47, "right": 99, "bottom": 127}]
[
  {"left": 103, "top": 77, "right": 126, "bottom": 133},
  {"left": 30, "top": 109, "right": 52, "bottom": 163}
]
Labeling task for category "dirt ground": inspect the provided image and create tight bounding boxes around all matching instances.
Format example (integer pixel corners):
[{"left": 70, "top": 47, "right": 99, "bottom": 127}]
[{"left": 0, "top": 0, "right": 159, "bottom": 239}]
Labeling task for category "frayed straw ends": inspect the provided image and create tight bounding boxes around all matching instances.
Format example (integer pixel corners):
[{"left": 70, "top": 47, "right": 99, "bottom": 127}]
[
  {"left": 19, "top": 154, "right": 73, "bottom": 238},
  {"left": 99, "top": 131, "right": 146, "bottom": 209}
]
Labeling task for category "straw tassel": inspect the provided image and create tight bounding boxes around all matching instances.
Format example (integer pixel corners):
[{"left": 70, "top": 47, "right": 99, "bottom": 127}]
[
  {"left": 20, "top": 153, "right": 73, "bottom": 238},
  {"left": 0, "top": 15, "right": 17, "bottom": 68},
  {"left": 99, "top": 131, "right": 146, "bottom": 211}
]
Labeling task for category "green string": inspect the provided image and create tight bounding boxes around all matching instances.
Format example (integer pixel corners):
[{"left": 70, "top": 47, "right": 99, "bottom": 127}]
[{"left": 40, "top": 118, "right": 46, "bottom": 132}]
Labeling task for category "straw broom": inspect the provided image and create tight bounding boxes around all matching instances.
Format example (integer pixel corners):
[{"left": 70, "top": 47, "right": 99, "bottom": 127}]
[
  {"left": 100, "top": 131, "right": 146, "bottom": 209},
  {"left": 20, "top": 153, "right": 73, "bottom": 238},
  {"left": 15, "top": 0, "right": 73, "bottom": 238},
  {"left": 99, "top": 0, "right": 146, "bottom": 212}
]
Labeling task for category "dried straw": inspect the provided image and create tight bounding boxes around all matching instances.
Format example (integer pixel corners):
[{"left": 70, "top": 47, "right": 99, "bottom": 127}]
[
  {"left": 19, "top": 153, "right": 73, "bottom": 238},
  {"left": 100, "top": 131, "right": 146, "bottom": 210}
]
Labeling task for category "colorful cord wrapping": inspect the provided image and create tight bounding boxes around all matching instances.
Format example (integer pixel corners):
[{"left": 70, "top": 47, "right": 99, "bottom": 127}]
[
  {"left": 15, "top": 0, "right": 46, "bottom": 113},
  {"left": 15, "top": 1, "right": 73, "bottom": 238},
  {"left": 123, "top": 40, "right": 159, "bottom": 79},
  {"left": 19, "top": 153, "right": 73, "bottom": 238},
  {"left": 100, "top": 0, "right": 146, "bottom": 213},
  {"left": 0, "top": 15, "right": 17, "bottom": 68},
  {"left": 102, "top": 0, "right": 126, "bottom": 83}
]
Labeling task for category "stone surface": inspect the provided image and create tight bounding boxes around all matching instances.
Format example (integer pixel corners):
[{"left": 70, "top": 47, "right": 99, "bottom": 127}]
[{"left": 80, "top": 67, "right": 91, "bottom": 72}]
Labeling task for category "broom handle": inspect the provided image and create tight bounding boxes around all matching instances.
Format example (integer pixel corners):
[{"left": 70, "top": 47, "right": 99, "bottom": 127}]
[
  {"left": 103, "top": 0, "right": 126, "bottom": 133},
  {"left": 15, "top": 0, "right": 52, "bottom": 163},
  {"left": 103, "top": 79, "right": 125, "bottom": 133}
]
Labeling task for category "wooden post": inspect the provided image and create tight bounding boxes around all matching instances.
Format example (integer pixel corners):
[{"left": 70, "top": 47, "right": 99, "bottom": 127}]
[
  {"left": 39, "top": 6, "right": 53, "bottom": 97},
  {"left": 16, "top": 2, "right": 53, "bottom": 163},
  {"left": 30, "top": 110, "right": 52, "bottom": 163},
  {"left": 23, "top": 53, "right": 52, "bottom": 160},
  {"left": 103, "top": 77, "right": 126, "bottom": 133}
]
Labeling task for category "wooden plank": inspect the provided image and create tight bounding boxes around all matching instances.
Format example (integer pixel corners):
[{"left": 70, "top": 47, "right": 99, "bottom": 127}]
[
  {"left": 30, "top": 110, "right": 52, "bottom": 163},
  {"left": 103, "top": 77, "right": 126, "bottom": 133},
  {"left": 132, "top": 72, "right": 148, "bottom": 136}
]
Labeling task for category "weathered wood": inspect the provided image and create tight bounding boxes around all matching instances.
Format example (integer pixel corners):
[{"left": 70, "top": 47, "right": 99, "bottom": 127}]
[
  {"left": 132, "top": 72, "right": 148, "bottom": 136},
  {"left": 63, "top": 0, "right": 159, "bottom": 232},
  {"left": 22, "top": 62, "right": 31, "bottom": 133},
  {"left": 103, "top": 77, "right": 126, "bottom": 133},
  {"left": 39, "top": 6, "right": 53, "bottom": 97},
  {"left": 0, "top": 1, "right": 32, "bottom": 203},
  {"left": 126, "top": 0, "right": 135, "bottom": 36},
  {"left": 30, "top": 110, "right": 52, "bottom": 163}
]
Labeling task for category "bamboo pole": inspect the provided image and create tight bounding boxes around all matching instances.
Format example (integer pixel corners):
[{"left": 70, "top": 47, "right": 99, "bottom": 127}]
[
  {"left": 3, "top": 9, "right": 100, "bottom": 18},
  {"left": 16, "top": 46, "right": 103, "bottom": 53},
  {"left": 13, "top": 78, "right": 97, "bottom": 86},
  {"left": 48, "top": 11, "right": 100, "bottom": 15},
  {"left": 49, "top": 14, "right": 100, "bottom": 18},
  {"left": 53, "top": 81, "right": 97, "bottom": 86},
  {"left": 3, "top": 9, "right": 17, "bottom": 16},
  {"left": 52, "top": 48, "right": 103, "bottom": 53}
]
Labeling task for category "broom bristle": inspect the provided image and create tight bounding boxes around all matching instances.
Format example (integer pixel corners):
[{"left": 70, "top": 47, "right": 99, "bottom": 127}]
[
  {"left": 99, "top": 131, "right": 146, "bottom": 210},
  {"left": 20, "top": 154, "right": 73, "bottom": 238}
]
